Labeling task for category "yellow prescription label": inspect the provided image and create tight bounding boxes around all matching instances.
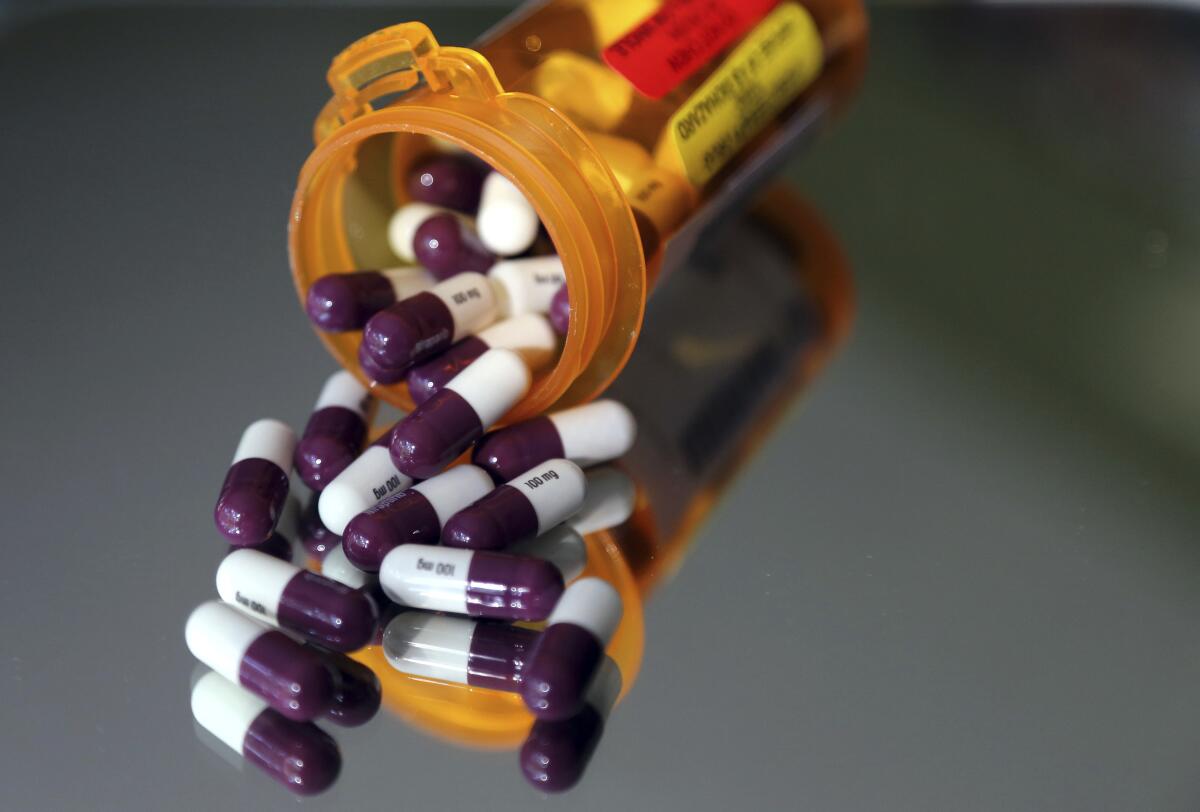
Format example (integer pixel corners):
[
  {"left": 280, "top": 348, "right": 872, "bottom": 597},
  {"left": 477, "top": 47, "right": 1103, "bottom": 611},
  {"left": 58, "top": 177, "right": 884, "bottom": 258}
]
[{"left": 659, "top": 2, "right": 823, "bottom": 186}]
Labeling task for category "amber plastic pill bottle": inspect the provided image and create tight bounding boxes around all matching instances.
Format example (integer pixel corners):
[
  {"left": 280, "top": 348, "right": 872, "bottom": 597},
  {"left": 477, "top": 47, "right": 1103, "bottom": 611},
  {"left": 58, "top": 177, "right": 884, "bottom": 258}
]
[{"left": 289, "top": 0, "right": 866, "bottom": 422}]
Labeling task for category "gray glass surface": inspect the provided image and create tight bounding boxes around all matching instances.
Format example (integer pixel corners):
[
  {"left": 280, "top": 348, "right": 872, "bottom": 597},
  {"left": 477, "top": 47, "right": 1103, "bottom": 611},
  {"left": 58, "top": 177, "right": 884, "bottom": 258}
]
[{"left": 2, "top": 4, "right": 1199, "bottom": 810}]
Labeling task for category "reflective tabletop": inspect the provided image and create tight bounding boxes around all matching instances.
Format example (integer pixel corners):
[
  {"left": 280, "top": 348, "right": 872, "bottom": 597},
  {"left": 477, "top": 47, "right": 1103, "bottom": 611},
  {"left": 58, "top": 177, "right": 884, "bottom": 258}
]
[{"left": 3, "top": 4, "right": 1200, "bottom": 810}]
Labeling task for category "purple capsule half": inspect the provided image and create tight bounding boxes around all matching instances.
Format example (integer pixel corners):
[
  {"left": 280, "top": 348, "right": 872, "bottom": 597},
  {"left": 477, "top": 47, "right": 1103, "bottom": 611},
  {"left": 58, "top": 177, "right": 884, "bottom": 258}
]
[
  {"left": 407, "top": 153, "right": 486, "bottom": 212},
  {"left": 361, "top": 291, "right": 455, "bottom": 372},
  {"left": 382, "top": 610, "right": 540, "bottom": 691},
  {"left": 413, "top": 213, "right": 495, "bottom": 280},
  {"left": 215, "top": 420, "right": 296, "bottom": 545},
  {"left": 472, "top": 416, "right": 563, "bottom": 483},
  {"left": 186, "top": 601, "right": 335, "bottom": 722},
  {"left": 406, "top": 335, "right": 488, "bottom": 405},
  {"left": 217, "top": 549, "right": 379, "bottom": 653},
  {"left": 521, "top": 578, "right": 622, "bottom": 720},
  {"left": 379, "top": 544, "right": 564, "bottom": 622},
  {"left": 299, "top": 496, "right": 339, "bottom": 560},
  {"left": 319, "top": 652, "right": 382, "bottom": 727},
  {"left": 294, "top": 372, "right": 371, "bottom": 491},
  {"left": 357, "top": 341, "right": 408, "bottom": 385},
  {"left": 191, "top": 671, "right": 342, "bottom": 796},
  {"left": 306, "top": 271, "right": 397, "bottom": 332},
  {"left": 549, "top": 283, "right": 570, "bottom": 335}
]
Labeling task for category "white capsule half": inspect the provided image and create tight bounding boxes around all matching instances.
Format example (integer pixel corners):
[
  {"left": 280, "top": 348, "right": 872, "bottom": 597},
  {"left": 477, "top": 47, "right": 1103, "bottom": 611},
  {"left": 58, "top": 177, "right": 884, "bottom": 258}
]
[
  {"left": 319, "top": 444, "right": 415, "bottom": 534},
  {"left": 216, "top": 550, "right": 298, "bottom": 622},
  {"left": 476, "top": 314, "right": 559, "bottom": 372},
  {"left": 313, "top": 370, "right": 370, "bottom": 415},
  {"left": 379, "top": 545, "right": 476, "bottom": 614},
  {"left": 381, "top": 265, "right": 436, "bottom": 300},
  {"left": 411, "top": 465, "right": 495, "bottom": 526},
  {"left": 321, "top": 543, "right": 376, "bottom": 591},
  {"left": 548, "top": 400, "right": 637, "bottom": 468},
  {"left": 444, "top": 348, "right": 532, "bottom": 428},
  {"left": 185, "top": 601, "right": 270, "bottom": 685},
  {"left": 546, "top": 577, "right": 622, "bottom": 645},
  {"left": 569, "top": 467, "right": 636, "bottom": 534},
  {"left": 388, "top": 202, "right": 449, "bottom": 262},
  {"left": 489, "top": 255, "right": 566, "bottom": 316},
  {"left": 510, "top": 524, "right": 588, "bottom": 582},
  {"left": 477, "top": 172, "right": 540, "bottom": 257},
  {"left": 381, "top": 612, "right": 472, "bottom": 683},
  {"left": 192, "top": 670, "right": 267, "bottom": 754},
  {"left": 430, "top": 271, "right": 502, "bottom": 342},
  {"left": 510, "top": 458, "right": 587, "bottom": 534},
  {"left": 232, "top": 418, "right": 296, "bottom": 469}
]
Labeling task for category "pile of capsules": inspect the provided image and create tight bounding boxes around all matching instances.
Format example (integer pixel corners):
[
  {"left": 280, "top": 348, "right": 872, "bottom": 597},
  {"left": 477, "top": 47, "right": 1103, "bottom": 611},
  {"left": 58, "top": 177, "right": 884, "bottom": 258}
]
[{"left": 185, "top": 148, "right": 639, "bottom": 797}]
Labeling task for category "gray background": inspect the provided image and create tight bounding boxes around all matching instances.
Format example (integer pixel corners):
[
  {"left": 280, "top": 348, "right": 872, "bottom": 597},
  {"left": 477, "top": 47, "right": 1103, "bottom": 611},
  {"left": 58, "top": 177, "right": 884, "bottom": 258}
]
[{"left": 2, "top": 3, "right": 1199, "bottom": 810}]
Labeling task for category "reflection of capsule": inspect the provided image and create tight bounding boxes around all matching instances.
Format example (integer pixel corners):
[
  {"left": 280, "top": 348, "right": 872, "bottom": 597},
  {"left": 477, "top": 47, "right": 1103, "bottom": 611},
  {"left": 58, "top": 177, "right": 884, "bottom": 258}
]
[
  {"left": 185, "top": 601, "right": 334, "bottom": 721},
  {"left": 509, "top": 524, "right": 588, "bottom": 583},
  {"left": 217, "top": 549, "right": 377, "bottom": 652},
  {"left": 227, "top": 531, "right": 298, "bottom": 563},
  {"left": 298, "top": 495, "right": 339, "bottom": 560},
  {"left": 568, "top": 466, "right": 636, "bottom": 535},
  {"left": 520, "top": 657, "right": 621, "bottom": 793},
  {"left": 319, "top": 651, "right": 382, "bottom": 728},
  {"left": 522, "top": 577, "right": 622, "bottom": 720},
  {"left": 191, "top": 671, "right": 341, "bottom": 796},
  {"left": 382, "top": 610, "right": 539, "bottom": 692},
  {"left": 214, "top": 419, "right": 295, "bottom": 545}
]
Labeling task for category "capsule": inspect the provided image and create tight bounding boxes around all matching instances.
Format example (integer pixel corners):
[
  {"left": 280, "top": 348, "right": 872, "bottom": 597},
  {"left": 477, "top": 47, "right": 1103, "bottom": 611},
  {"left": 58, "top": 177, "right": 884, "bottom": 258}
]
[
  {"left": 510, "top": 524, "right": 588, "bottom": 583},
  {"left": 185, "top": 601, "right": 334, "bottom": 722},
  {"left": 214, "top": 419, "right": 295, "bottom": 545},
  {"left": 298, "top": 495, "right": 339, "bottom": 559},
  {"left": 318, "top": 427, "right": 414, "bottom": 535},
  {"left": 191, "top": 671, "right": 341, "bottom": 796},
  {"left": 521, "top": 577, "right": 622, "bottom": 720},
  {"left": 360, "top": 271, "right": 501, "bottom": 374},
  {"left": 305, "top": 268, "right": 433, "bottom": 332},
  {"left": 382, "top": 610, "right": 540, "bottom": 691},
  {"left": 442, "top": 458, "right": 586, "bottom": 550},
  {"left": 487, "top": 255, "right": 565, "bottom": 315},
  {"left": 477, "top": 172, "right": 540, "bottom": 257},
  {"left": 472, "top": 400, "right": 637, "bottom": 482},
  {"left": 407, "top": 153, "right": 486, "bottom": 212},
  {"left": 568, "top": 466, "right": 636, "bottom": 535},
  {"left": 413, "top": 213, "right": 495, "bottom": 279},
  {"left": 294, "top": 371, "right": 370, "bottom": 491},
  {"left": 549, "top": 283, "right": 570, "bottom": 335},
  {"left": 390, "top": 348, "right": 531, "bottom": 479},
  {"left": 342, "top": 464, "right": 495, "bottom": 572},
  {"left": 379, "top": 544, "right": 563, "bottom": 622},
  {"left": 320, "top": 542, "right": 376, "bottom": 591},
  {"left": 217, "top": 549, "right": 378, "bottom": 652},
  {"left": 318, "top": 651, "right": 382, "bottom": 727},
  {"left": 520, "top": 657, "right": 621, "bottom": 793},
  {"left": 387, "top": 202, "right": 453, "bottom": 262}
]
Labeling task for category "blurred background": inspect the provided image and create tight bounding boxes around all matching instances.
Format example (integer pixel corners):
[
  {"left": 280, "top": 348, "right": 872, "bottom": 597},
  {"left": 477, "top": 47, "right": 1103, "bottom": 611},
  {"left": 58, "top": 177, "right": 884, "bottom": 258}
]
[{"left": 2, "top": 1, "right": 1199, "bottom": 810}]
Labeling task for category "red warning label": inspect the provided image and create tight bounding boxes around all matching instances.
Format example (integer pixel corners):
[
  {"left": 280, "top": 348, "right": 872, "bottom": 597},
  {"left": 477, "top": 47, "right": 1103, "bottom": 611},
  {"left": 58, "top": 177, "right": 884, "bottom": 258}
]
[{"left": 602, "top": 0, "right": 780, "bottom": 100}]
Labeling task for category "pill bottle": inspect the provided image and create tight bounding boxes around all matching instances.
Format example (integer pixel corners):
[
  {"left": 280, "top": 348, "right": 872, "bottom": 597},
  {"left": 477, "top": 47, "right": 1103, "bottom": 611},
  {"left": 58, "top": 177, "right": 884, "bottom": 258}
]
[
  {"left": 289, "top": 0, "right": 867, "bottom": 422},
  {"left": 346, "top": 184, "right": 853, "bottom": 747}
]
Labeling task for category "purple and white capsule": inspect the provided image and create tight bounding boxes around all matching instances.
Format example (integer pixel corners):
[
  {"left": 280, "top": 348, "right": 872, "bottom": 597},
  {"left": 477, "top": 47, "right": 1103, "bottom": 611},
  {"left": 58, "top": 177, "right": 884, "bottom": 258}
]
[
  {"left": 360, "top": 271, "right": 501, "bottom": 376},
  {"left": 549, "top": 283, "right": 570, "bottom": 335},
  {"left": 521, "top": 577, "right": 622, "bottom": 720},
  {"left": 318, "top": 427, "right": 414, "bottom": 535},
  {"left": 382, "top": 610, "right": 540, "bottom": 692},
  {"left": 442, "top": 458, "right": 586, "bottom": 550},
  {"left": 342, "top": 464, "right": 494, "bottom": 572},
  {"left": 379, "top": 544, "right": 563, "bottom": 622},
  {"left": 488, "top": 256, "right": 565, "bottom": 315},
  {"left": 413, "top": 213, "right": 495, "bottom": 280},
  {"left": 406, "top": 314, "right": 557, "bottom": 405},
  {"left": 477, "top": 172, "right": 540, "bottom": 257},
  {"left": 191, "top": 671, "right": 341, "bottom": 796},
  {"left": 390, "top": 348, "right": 531, "bottom": 479},
  {"left": 407, "top": 153, "right": 486, "bottom": 212},
  {"left": 305, "top": 267, "right": 434, "bottom": 332},
  {"left": 214, "top": 419, "right": 296, "bottom": 545},
  {"left": 217, "top": 549, "right": 378, "bottom": 652},
  {"left": 520, "top": 656, "right": 621, "bottom": 793},
  {"left": 185, "top": 601, "right": 334, "bottom": 722},
  {"left": 294, "top": 371, "right": 370, "bottom": 491},
  {"left": 473, "top": 399, "right": 636, "bottom": 483},
  {"left": 387, "top": 202, "right": 453, "bottom": 262}
]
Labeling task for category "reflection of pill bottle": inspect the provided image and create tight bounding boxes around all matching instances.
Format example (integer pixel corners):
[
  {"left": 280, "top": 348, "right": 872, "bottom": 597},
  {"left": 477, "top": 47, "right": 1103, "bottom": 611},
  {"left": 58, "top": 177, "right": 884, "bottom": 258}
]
[
  {"left": 347, "top": 184, "right": 853, "bottom": 748},
  {"left": 290, "top": 0, "right": 867, "bottom": 421}
]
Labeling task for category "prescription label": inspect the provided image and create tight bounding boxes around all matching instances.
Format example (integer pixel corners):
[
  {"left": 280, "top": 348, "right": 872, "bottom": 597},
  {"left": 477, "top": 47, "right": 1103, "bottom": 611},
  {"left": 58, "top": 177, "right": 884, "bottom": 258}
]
[
  {"left": 603, "top": 0, "right": 779, "bottom": 100},
  {"left": 660, "top": 2, "right": 823, "bottom": 186}
]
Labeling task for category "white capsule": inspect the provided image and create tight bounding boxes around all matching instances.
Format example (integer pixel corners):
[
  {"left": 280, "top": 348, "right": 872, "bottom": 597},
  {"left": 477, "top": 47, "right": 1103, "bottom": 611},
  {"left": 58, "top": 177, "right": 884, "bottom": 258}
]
[
  {"left": 319, "top": 444, "right": 415, "bottom": 535},
  {"left": 232, "top": 418, "right": 296, "bottom": 470},
  {"left": 432, "top": 271, "right": 503, "bottom": 342},
  {"left": 475, "top": 314, "right": 559, "bottom": 372},
  {"left": 381, "top": 612, "right": 472, "bottom": 683},
  {"left": 379, "top": 545, "right": 475, "bottom": 614},
  {"left": 321, "top": 543, "right": 376, "bottom": 591},
  {"left": 411, "top": 465, "right": 495, "bottom": 526},
  {"left": 489, "top": 255, "right": 566, "bottom": 316},
  {"left": 546, "top": 577, "right": 622, "bottom": 644},
  {"left": 568, "top": 467, "right": 636, "bottom": 534},
  {"left": 510, "top": 524, "right": 588, "bottom": 582},
  {"left": 444, "top": 347, "right": 532, "bottom": 428},
  {"left": 477, "top": 172, "right": 540, "bottom": 257},
  {"left": 381, "top": 265, "right": 436, "bottom": 300},
  {"left": 185, "top": 601, "right": 269, "bottom": 685},
  {"left": 549, "top": 400, "right": 637, "bottom": 468},
  {"left": 191, "top": 670, "right": 267, "bottom": 754},
  {"left": 511, "top": 458, "right": 588, "bottom": 534},
  {"left": 313, "top": 370, "right": 370, "bottom": 415},
  {"left": 388, "top": 202, "right": 450, "bottom": 262}
]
